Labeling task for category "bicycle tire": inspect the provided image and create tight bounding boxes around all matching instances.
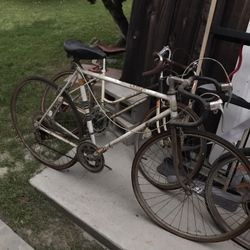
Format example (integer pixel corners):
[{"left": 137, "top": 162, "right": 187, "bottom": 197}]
[
  {"left": 131, "top": 128, "right": 250, "bottom": 242},
  {"left": 41, "top": 70, "right": 75, "bottom": 112},
  {"left": 43, "top": 70, "right": 102, "bottom": 136},
  {"left": 134, "top": 102, "right": 202, "bottom": 153},
  {"left": 11, "top": 76, "right": 83, "bottom": 170},
  {"left": 134, "top": 128, "right": 206, "bottom": 190},
  {"left": 205, "top": 147, "right": 250, "bottom": 246},
  {"left": 52, "top": 70, "right": 97, "bottom": 108}
]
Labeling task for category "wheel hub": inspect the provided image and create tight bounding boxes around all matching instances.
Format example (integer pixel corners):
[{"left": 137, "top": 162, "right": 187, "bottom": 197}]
[{"left": 33, "top": 113, "right": 52, "bottom": 142}]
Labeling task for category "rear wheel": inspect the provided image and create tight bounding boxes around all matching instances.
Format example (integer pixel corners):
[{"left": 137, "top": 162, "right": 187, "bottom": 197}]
[
  {"left": 205, "top": 147, "right": 250, "bottom": 247},
  {"left": 11, "top": 76, "right": 83, "bottom": 170},
  {"left": 41, "top": 70, "right": 81, "bottom": 112},
  {"left": 43, "top": 70, "right": 103, "bottom": 136}
]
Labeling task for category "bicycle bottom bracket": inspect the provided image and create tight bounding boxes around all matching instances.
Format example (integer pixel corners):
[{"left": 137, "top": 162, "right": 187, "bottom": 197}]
[{"left": 76, "top": 141, "right": 104, "bottom": 173}]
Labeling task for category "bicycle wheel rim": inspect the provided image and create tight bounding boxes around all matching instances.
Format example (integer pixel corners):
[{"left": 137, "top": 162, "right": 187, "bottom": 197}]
[
  {"left": 232, "top": 149, "right": 250, "bottom": 249},
  {"left": 134, "top": 129, "right": 205, "bottom": 190},
  {"left": 205, "top": 151, "right": 250, "bottom": 242},
  {"left": 11, "top": 76, "right": 83, "bottom": 170},
  {"left": 41, "top": 71, "right": 75, "bottom": 112},
  {"left": 132, "top": 129, "right": 250, "bottom": 242},
  {"left": 134, "top": 103, "right": 202, "bottom": 153}
]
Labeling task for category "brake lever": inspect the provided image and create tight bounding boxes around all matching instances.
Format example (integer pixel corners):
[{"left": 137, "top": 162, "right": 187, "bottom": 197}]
[
  {"left": 209, "top": 98, "right": 225, "bottom": 132},
  {"left": 209, "top": 98, "right": 223, "bottom": 111},
  {"left": 221, "top": 82, "right": 233, "bottom": 107},
  {"left": 158, "top": 46, "right": 171, "bottom": 58}
]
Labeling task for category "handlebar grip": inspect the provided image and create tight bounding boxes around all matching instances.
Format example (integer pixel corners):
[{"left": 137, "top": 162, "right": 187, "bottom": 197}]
[
  {"left": 194, "top": 76, "right": 223, "bottom": 93},
  {"left": 178, "top": 85, "right": 210, "bottom": 110},
  {"left": 142, "top": 59, "right": 189, "bottom": 77},
  {"left": 165, "top": 58, "right": 188, "bottom": 71},
  {"left": 169, "top": 85, "right": 209, "bottom": 127},
  {"left": 142, "top": 61, "right": 165, "bottom": 77}
]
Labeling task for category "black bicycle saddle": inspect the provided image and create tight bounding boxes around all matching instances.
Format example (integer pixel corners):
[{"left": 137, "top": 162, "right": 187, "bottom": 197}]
[{"left": 64, "top": 39, "right": 106, "bottom": 60}]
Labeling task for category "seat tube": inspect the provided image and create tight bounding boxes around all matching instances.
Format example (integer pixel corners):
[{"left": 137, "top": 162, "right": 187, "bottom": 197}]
[
  {"left": 101, "top": 58, "right": 106, "bottom": 105},
  {"left": 167, "top": 78, "right": 178, "bottom": 119},
  {"left": 80, "top": 84, "right": 96, "bottom": 144}
]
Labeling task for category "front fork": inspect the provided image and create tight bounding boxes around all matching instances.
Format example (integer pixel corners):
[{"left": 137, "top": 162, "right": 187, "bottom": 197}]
[
  {"left": 168, "top": 87, "right": 191, "bottom": 193},
  {"left": 170, "top": 126, "right": 192, "bottom": 194}
]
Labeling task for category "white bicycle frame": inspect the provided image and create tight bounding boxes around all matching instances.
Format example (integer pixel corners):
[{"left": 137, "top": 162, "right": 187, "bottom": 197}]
[{"left": 37, "top": 62, "right": 178, "bottom": 154}]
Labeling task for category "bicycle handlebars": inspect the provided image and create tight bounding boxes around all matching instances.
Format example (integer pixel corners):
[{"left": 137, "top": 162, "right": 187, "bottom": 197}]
[
  {"left": 142, "top": 58, "right": 188, "bottom": 77},
  {"left": 193, "top": 76, "right": 223, "bottom": 93},
  {"left": 167, "top": 75, "right": 230, "bottom": 127},
  {"left": 157, "top": 46, "right": 172, "bottom": 60},
  {"left": 143, "top": 47, "right": 232, "bottom": 127},
  {"left": 142, "top": 61, "right": 166, "bottom": 77}
]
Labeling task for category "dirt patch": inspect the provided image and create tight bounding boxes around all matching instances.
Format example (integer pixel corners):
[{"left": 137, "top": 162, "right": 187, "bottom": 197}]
[
  {"left": 0, "top": 167, "right": 8, "bottom": 177},
  {"left": 14, "top": 161, "right": 24, "bottom": 171},
  {"left": 22, "top": 218, "right": 105, "bottom": 250},
  {"left": 0, "top": 151, "right": 13, "bottom": 162}
]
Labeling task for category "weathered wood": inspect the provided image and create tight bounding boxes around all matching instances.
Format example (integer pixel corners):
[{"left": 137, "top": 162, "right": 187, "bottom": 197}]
[
  {"left": 167, "top": 0, "right": 211, "bottom": 63},
  {"left": 122, "top": 0, "right": 250, "bottom": 86},
  {"left": 121, "top": 0, "right": 162, "bottom": 85},
  {"left": 121, "top": 0, "right": 210, "bottom": 85},
  {"left": 203, "top": 0, "right": 250, "bottom": 133},
  {"left": 206, "top": 0, "right": 250, "bottom": 81}
]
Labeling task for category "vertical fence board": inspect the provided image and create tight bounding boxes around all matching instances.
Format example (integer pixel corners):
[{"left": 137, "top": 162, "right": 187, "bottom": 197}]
[
  {"left": 122, "top": 0, "right": 250, "bottom": 86},
  {"left": 207, "top": 0, "right": 250, "bottom": 80}
]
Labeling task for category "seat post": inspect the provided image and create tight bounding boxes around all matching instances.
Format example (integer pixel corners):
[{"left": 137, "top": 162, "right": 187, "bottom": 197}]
[{"left": 101, "top": 58, "right": 107, "bottom": 105}]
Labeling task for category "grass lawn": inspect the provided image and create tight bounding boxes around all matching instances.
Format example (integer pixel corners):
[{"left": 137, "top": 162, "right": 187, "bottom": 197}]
[{"left": 0, "top": 0, "right": 131, "bottom": 249}]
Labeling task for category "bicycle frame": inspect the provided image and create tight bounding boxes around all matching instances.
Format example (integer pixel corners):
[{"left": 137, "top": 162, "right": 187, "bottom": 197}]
[
  {"left": 72, "top": 63, "right": 246, "bottom": 191},
  {"left": 17, "top": 55, "right": 250, "bottom": 218},
  {"left": 37, "top": 63, "right": 178, "bottom": 154}
]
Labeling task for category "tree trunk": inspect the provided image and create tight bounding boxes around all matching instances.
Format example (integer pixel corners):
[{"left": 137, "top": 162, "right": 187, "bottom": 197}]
[{"left": 101, "top": 0, "right": 129, "bottom": 44}]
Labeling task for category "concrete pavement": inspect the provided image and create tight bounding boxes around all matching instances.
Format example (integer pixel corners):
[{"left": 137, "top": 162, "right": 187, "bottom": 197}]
[
  {"left": 30, "top": 131, "right": 245, "bottom": 250},
  {"left": 0, "top": 219, "right": 33, "bottom": 250}
]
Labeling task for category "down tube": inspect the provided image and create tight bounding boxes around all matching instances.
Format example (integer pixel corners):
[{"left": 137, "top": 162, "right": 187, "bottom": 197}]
[{"left": 101, "top": 108, "right": 171, "bottom": 152}]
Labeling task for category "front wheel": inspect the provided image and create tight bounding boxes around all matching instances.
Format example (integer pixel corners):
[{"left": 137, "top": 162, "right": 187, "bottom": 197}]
[
  {"left": 131, "top": 128, "right": 250, "bottom": 242},
  {"left": 134, "top": 103, "right": 201, "bottom": 153}
]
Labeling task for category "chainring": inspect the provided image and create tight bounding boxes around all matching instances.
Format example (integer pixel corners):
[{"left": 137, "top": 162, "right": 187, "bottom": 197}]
[{"left": 77, "top": 141, "right": 104, "bottom": 173}]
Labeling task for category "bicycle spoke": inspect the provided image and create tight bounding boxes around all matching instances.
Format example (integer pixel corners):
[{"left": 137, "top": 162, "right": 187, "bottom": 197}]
[{"left": 132, "top": 129, "right": 250, "bottom": 242}]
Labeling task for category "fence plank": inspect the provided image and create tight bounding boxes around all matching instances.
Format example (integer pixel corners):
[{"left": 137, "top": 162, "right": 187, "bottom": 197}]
[{"left": 122, "top": 0, "right": 250, "bottom": 86}]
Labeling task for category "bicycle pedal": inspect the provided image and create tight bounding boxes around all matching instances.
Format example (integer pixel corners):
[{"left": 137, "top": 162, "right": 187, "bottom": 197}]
[{"left": 104, "top": 164, "right": 112, "bottom": 171}]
